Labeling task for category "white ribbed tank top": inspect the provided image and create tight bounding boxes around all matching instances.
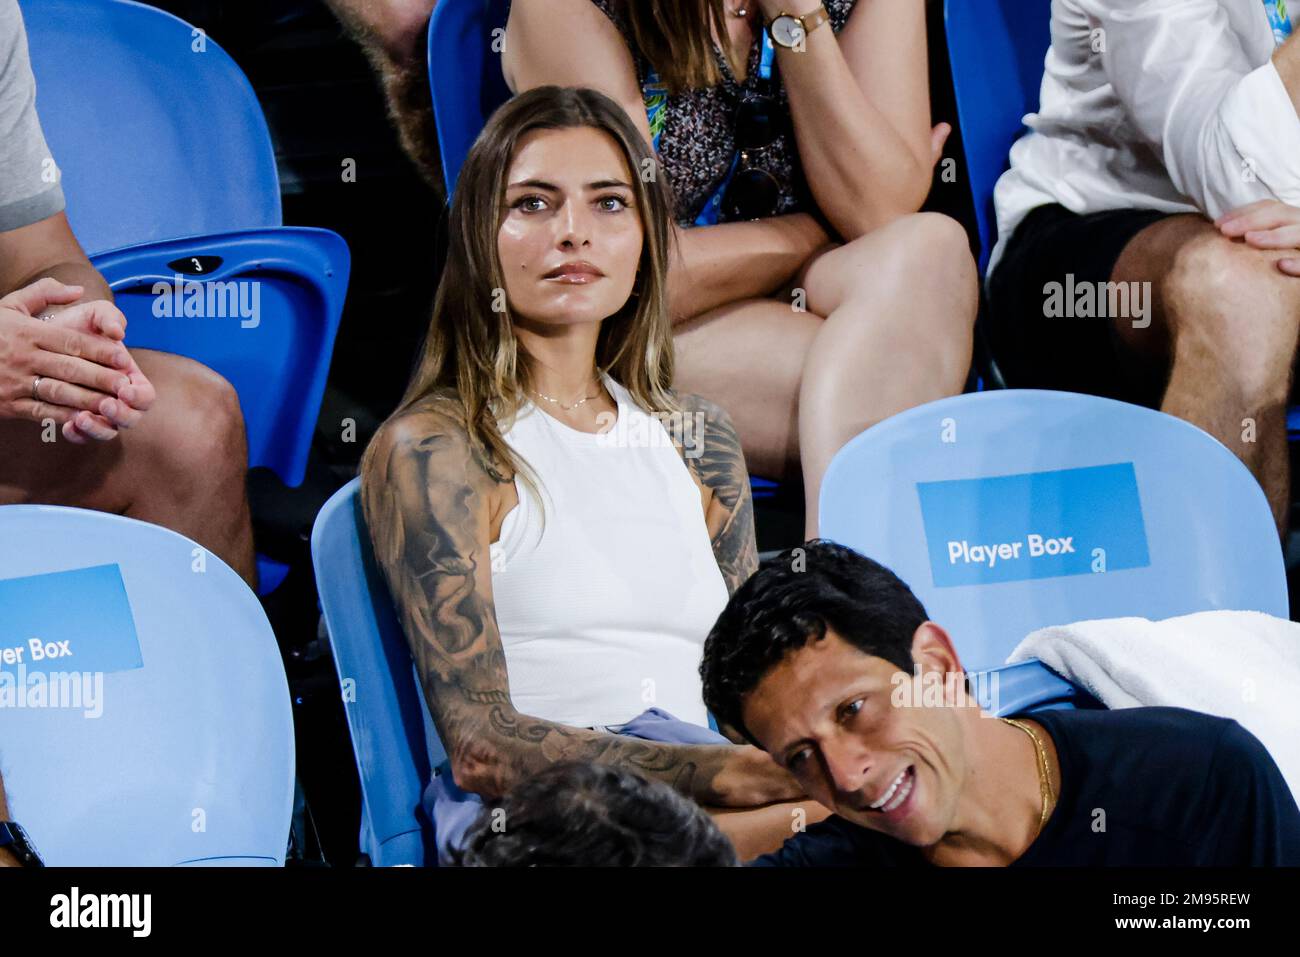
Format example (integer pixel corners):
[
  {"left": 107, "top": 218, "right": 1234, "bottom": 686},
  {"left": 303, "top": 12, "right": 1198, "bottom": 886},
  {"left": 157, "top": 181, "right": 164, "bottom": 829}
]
[{"left": 489, "top": 373, "right": 729, "bottom": 729}]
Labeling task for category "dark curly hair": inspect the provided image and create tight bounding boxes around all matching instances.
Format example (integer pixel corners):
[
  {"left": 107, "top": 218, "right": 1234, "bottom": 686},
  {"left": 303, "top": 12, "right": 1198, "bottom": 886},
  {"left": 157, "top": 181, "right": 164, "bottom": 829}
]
[
  {"left": 455, "top": 761, "right": 738, "bottom": 867},
  {"left": 700, "top": 540, "right": 930, "bottom": 745}
]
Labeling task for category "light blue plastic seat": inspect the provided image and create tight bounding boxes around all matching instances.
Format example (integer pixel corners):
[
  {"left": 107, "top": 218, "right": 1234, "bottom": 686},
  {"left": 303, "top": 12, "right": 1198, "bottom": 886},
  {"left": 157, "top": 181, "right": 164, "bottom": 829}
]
[
  {"left": 22, "top": 0, "right": 353, "bottom": 593},
  {"left": 0, "top": 505, "right": 295, "bottom": 865},
  {"left": 311, "top": 478, "right": 441, "bottom": 867},
  {"left": 819, "top": 390, "right": 1288, "bottom": 673},
  {"left": 976, "top": 660, "right": 1101, "bottom": 716}
]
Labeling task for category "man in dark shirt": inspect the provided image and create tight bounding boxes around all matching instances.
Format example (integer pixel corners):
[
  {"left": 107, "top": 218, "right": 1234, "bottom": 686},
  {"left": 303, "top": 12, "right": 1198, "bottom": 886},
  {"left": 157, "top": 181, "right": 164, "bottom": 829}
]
[{"left": 700, "top": 541, "right": 1300, "bottom": 866}]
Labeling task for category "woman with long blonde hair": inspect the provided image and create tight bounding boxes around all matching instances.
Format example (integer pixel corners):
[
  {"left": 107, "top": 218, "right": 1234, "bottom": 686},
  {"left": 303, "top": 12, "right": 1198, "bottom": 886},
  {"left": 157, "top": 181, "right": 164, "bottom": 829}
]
[{"left": 361, "top": 85, "right": 826, "bottom": 864}]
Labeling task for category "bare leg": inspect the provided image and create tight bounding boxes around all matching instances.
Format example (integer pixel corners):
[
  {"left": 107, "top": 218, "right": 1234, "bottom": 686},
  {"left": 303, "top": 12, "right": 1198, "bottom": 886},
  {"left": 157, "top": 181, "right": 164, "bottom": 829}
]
[
  {"left": 673, "top": 300, "right": 823, "bottom": 486},
  {"left": 0, "top": 350, "right": 256, "bottom": 587},
  {"left": 325, "top": 0, "right": 443, "bottom": 190},
  {"left": 795, "top": 213, "right": 977, "bottom": 533},
  {"left": 1111, "top": 215, "right": 1300, "bottom": 534}
]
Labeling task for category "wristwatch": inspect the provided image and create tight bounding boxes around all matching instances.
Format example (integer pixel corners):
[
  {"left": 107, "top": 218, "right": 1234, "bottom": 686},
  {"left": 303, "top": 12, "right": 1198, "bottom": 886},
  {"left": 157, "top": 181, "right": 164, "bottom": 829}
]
[
  {"left": 0, "top": 821, "right": 45, "bottom": 867},
  {"left": 767, "top": 5, "right": 832, "bottom": 49}
]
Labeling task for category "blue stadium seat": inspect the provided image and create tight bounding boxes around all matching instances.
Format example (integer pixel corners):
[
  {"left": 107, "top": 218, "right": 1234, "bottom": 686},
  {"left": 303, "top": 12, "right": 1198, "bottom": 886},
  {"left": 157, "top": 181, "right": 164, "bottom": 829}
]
[
  {"left": 944, "top": 0, "right": 1050, "bottom": 276},
  {"left": 819, "top": 390, "right": 1288, "bottom": 672},
  {"left": 21, "top": 0, "right": 282, "bottom": 253},
  {"left": 22, "top": 0, "right": 353, "bottom": 593},
  {"left": 428, "top": 0, "right": 512, "bottom": 196},
  {"left": 311, "top": 478, "right": 440, "bottom": 867},
  {"left": 91, "top": 230, "right": 349, "bottom": 489},
  {"left": 978, "top": 660, "right": 1101, "bottom": 716},
  {"left": 0, "top": 504, "right": 295, "bottom": 865}
]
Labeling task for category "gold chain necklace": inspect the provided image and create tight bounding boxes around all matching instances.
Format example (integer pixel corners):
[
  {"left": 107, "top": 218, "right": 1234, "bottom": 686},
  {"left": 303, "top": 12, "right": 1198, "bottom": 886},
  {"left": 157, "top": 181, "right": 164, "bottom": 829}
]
[
  {"left": 529, "top": 370, "right": 603, "bottom": 412},
  {"left": 1000, "top": 717, "right": 1056, "bottom": 837}
]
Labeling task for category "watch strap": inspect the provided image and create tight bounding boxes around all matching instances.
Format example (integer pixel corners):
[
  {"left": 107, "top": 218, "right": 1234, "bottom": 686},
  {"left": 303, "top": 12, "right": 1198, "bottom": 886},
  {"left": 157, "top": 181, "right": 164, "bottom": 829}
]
[{"left": 799, "top": 5, "right": 832, "bottom": 36}]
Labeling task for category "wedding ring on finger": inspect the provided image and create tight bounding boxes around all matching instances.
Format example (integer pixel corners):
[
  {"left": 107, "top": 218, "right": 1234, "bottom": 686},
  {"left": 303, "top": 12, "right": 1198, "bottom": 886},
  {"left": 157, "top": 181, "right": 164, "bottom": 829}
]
[{"left": 32, "top": 375, "right": 43, "bottom": 400}]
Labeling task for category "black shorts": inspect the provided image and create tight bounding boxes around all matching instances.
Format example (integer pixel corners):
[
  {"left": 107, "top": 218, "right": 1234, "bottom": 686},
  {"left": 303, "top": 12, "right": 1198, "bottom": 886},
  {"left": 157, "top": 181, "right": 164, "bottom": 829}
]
[{"left": 986, "top": 203, "right": 1173, "bottom": 405}]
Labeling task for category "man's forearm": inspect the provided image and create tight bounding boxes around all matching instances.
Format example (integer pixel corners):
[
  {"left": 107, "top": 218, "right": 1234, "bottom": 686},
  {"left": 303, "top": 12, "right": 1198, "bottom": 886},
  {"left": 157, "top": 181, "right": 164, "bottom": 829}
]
[
  {"left": 14, "top": 260, "right": 113, "bottom": 309},
  {"left": 668, "top": 212, "right": 833, "bottom": 324},
  {"left": 1275, "top": 32, "right": 1300, "bottom": 116}
]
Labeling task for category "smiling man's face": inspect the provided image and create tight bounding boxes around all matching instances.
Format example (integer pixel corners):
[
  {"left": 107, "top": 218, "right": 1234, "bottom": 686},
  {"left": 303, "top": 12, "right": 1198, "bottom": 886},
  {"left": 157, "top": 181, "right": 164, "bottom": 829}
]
[{"left": 742, "top": 626, "right": 970, "bottom": 849}]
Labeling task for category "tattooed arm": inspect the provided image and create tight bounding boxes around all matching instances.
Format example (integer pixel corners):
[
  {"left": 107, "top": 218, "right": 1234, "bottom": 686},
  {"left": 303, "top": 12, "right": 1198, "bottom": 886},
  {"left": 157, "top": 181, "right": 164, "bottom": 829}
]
[
  {"left": 359, "top": 401, "right": 797, "bottom": 805},
  {"left": 674, "top": 393, "right": 759, "bottom": 596}
]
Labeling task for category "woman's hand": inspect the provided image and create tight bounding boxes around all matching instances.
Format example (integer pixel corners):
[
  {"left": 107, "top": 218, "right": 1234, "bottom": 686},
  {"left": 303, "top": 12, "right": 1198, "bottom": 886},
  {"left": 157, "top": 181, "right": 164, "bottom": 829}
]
[{"left": 928, "top": 121, "right": 952, "bottom": 170}]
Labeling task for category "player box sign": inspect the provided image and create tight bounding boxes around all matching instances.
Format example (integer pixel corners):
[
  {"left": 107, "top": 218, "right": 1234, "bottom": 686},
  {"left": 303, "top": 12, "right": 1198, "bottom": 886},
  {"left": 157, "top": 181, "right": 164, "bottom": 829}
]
[
  {"left": 0, "top": 565, "right": 143, "bottom": 676},
  {"left": 918, "top": 463, "right": 1151, "bottom": 587}
]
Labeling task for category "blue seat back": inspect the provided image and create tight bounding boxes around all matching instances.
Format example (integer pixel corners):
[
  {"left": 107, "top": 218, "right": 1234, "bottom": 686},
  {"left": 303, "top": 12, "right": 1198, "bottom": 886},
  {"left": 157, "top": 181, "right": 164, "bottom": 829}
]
[
  {"left": 819, "top": 390, "right": 1288, "bottom": 672},
  {"left": 978, "top": 660, "right": 1101, "bottom": 716},
  {"left": 91, "top": 228, "right": 350, "bottom": 487},
  {"left": 428, "top": 0, "right": 512, "bottom": 195},
  {"left": 0, "top": 505, "right": 294, "bottom": 865},
  {"left": 944, "top": 0, "right": 1051, "bottom": 273},
  {"left": 311, "top": 478, "right": 442, "bottom": 867},
  {"left": 21, "top": 0, "right": 282, "bottom": 255}
]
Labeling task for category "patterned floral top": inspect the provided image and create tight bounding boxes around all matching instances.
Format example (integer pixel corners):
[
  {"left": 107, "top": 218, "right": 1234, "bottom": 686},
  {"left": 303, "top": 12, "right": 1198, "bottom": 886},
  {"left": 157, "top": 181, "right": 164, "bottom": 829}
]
[{"left": 589, "top": 0, "right": 858, "bottom": 226}]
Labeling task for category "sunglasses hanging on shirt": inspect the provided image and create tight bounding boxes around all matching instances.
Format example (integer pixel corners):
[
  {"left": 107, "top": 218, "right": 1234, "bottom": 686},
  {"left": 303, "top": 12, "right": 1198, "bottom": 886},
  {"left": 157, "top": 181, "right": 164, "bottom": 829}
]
[
  {"left": 641, "top": 19, "right": 788, "bottom": 225},
  {"left": 718, "top": 26, "right": 785, "bottom": 222}
]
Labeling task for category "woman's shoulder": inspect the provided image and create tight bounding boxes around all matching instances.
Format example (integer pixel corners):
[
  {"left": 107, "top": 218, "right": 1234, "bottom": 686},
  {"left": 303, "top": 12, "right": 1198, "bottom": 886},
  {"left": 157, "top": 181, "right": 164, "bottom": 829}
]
[
  {"left": 373, "top": 394, "right": 469, "bottom": 446},
  {"left": 363, "top": 396, "right": 494, "bottom": 490}
]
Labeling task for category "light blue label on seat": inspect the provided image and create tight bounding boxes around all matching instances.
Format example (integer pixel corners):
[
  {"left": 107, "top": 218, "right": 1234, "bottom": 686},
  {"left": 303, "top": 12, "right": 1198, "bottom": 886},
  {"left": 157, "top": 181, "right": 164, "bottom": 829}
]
[
  {"left": 0, "top": 564, "right": 142, "bottom": 674},
  {"left": 917, "top": 463, "right": 1150, "bottom": 587}
]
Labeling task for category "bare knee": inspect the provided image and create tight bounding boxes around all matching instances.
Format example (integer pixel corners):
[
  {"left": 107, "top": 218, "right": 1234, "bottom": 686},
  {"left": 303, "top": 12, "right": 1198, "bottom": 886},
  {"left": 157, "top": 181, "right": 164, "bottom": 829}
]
[
  {"left": 848, "top": 213, "right": 977, "bottom": 349},
  {"left": 1163, "top": 232, "right": 1300, "bottom": 402},
  {"left": 139, "top": 357, "right": 248, "bottom": 503}
]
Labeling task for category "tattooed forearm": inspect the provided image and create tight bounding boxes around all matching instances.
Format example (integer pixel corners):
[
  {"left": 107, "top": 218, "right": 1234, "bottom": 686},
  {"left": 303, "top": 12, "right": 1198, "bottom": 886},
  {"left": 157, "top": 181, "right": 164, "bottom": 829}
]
[
  {"left": 359, "top": 403, "right": 768, "bottom": 805},
  {"left": 677, "top": 393, "right": 759, "bottom": 594}
]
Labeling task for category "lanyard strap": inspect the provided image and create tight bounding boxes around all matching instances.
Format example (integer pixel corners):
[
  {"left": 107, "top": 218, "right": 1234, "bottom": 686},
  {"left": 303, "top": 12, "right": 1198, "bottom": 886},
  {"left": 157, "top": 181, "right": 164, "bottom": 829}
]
[
  {"left": 1264, "top": 0, "right": 1293, "bottom": 46},
  {"left": 644, "top": 25, "right": 777, "bottom": 226}
]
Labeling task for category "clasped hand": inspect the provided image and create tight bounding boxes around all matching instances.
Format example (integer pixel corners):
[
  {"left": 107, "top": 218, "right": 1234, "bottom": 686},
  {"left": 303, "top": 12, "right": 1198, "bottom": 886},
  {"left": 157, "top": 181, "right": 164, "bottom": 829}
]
[{"left": 0, "top": 277, "right": 156, "bottom": 443}]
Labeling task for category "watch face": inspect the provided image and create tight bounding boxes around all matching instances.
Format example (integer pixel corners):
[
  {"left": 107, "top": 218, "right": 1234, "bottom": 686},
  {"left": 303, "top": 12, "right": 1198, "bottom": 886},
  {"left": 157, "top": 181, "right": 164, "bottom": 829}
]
[{"left": 770, "top": 14, "right": 804, "bottom": 48}]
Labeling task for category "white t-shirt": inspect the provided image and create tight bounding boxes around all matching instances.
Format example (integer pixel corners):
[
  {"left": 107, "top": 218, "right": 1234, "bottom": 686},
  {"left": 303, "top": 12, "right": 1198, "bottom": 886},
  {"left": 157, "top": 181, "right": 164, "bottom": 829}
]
[
  {"left": 487, "top": 374, "right": 729, "bottom": 729},
  {"left": 991, "top": 0, "right": 1300, "bottom": 275}
]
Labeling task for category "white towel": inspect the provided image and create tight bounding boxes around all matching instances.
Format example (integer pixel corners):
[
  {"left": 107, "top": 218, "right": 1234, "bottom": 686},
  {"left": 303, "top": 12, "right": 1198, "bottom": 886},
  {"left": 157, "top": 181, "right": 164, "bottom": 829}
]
[{"left": 1008, "top": 610, "right": 1300, "bottom": 799}]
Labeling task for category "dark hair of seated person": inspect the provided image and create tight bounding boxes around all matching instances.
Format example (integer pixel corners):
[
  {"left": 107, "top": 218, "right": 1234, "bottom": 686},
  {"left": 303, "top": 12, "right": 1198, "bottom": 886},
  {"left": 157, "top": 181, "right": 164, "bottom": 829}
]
[
  {"left": 454, "top": 761, "right": 738, "bottom": 867},
  {"left": 701, "top": 539, "right": 929, "bottom": 744}
]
